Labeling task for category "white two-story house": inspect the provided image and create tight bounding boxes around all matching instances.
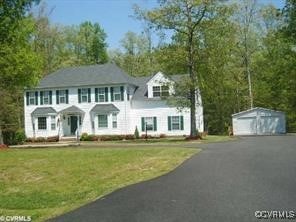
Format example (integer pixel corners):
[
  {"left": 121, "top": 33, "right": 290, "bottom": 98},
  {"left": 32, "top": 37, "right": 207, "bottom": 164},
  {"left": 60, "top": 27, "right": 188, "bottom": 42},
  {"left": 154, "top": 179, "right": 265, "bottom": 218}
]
[{"left": 24, "top": 63, "right": 204, "bottom": 139}]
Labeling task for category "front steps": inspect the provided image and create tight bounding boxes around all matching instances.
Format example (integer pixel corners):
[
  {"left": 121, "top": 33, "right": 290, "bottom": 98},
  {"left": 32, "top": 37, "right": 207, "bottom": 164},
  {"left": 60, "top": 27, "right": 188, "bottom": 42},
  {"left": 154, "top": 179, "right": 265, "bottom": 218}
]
[{"left": 59, "top": 136, "right": 79, "bottom": 143}]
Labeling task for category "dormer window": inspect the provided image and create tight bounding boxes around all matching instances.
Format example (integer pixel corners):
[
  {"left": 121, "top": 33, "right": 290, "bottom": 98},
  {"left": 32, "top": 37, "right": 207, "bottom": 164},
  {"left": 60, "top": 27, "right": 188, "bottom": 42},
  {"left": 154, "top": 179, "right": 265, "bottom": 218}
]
[
  {"left": 153, "top": 86, "right": 161, "bottom": 97},
  {"left": 161, "top": 85, "right": 169, "bottom": 97},
  {"left": 152, "top": 85, "right": 169, "bottom": 98}
]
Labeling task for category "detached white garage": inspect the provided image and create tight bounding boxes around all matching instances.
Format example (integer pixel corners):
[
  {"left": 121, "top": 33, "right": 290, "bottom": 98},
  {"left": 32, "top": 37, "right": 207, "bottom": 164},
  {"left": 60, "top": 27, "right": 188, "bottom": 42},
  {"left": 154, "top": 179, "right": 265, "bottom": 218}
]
[{"left": 232, "top": 107, "right": 286, "bottom": 136}]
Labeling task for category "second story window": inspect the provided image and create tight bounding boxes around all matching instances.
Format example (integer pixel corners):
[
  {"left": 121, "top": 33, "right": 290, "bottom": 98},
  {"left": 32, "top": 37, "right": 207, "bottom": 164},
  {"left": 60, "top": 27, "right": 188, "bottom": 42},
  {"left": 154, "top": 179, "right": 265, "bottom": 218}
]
[
  {"left": 153, "top": 85, "right": 169, "bottom": 98},
  {"left": 81, "top": 88, "right": 88, "bottom": 102},
  {"left": 111, "top": 86, "right": 124, "bottom": 101},
  {"left": 98, "top": 88, "right": 105, "bottom": 102},
  {"left": 40, "top": 91, "right": 52, "bottom": 105},
  {"left": 161, "top": 85, "right": 169, "bottom": 97},
  {"left": 26, "top": 91, "right": 38, "bottom": 106},
  {"left": 113, "top": 87, "right": 121, "bottom": 101},
  {"left": 153, "top": 86, "right": 160, "bottom": 97},
  {"left": 59, "top": 90, "right": 66, "bottom": 103},
  {"left": 29, "top": 92, "right": 36, "bottom": 105},
  {"left": 56, "top": 89, "right": 69, "bottom": 104},
  {"left": 78, "top": 88, "right": 91, "bottom": 103},
  {"left": 95, "top": 87, "right": 108, "bottom": 102}
]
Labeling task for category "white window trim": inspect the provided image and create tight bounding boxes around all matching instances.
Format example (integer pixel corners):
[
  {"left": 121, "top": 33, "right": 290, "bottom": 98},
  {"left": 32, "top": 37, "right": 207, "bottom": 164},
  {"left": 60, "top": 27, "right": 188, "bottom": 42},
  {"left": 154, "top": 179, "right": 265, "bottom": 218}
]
[
  {"left": 171, "top": 116, "right": 181, "bottom": 131},
  {"left": 98, "top": 88, "right": 105, "bottom": 102},
  {"left": 51, "top": 116, "right": 56, "bottom": 130},
  {"left": 113, "top": 87, "right": 121, "bottom": 101},
  {"left": 98, "top": 114, "right": 108, "bottom": 128},
  {"left": 152, "top": 86, "right": 161, "bottom": 98},
  {"left": 37, "top": 116, "right": 47, "bottom": 130},
  {"left": 144, "top": 117, "right": 155, "bottom": 131},
  {"left": 43, "top": 91, "right": 50, "bottom": 105},
  {"left": 112, "top": 113, "right": 117, "bottom": 128},
  {"left": 81, "top": 88, "right": 88, "bottom": 103},
  {"left": 59, "top": 90, "right": 66, "bottom": 104},
  {"left": 153, "top": 85, "right": 169, "bottom": 98},
  {"left": 29, "top": 92, "right": 35, "bottom": 105}
]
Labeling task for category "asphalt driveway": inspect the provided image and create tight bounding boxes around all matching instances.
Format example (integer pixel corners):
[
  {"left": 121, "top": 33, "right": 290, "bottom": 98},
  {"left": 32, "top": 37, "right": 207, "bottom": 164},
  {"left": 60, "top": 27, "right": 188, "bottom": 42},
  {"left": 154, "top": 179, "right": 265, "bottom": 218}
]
[{"left": 50, "top": 135, "right": 296, "bottom": 222}]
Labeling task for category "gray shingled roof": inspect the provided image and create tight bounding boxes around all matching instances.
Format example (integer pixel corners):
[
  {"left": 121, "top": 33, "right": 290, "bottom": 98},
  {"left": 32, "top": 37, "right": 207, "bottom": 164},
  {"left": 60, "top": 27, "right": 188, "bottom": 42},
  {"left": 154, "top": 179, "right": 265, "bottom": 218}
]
[
  {"left": 132, "top": 74, "right": 189, "bottom": 101},
  {"left": 36, "top": 63, "right": 134, "bottom": 89},
  {"left": 31, "top": 107, "right": 57, "bottom": 116},
  {"left": 59, "top": 106, "right": 84, "bottom": 114},
  {"left": 90, "top": 104, "right": 120, "bottom": 113}
]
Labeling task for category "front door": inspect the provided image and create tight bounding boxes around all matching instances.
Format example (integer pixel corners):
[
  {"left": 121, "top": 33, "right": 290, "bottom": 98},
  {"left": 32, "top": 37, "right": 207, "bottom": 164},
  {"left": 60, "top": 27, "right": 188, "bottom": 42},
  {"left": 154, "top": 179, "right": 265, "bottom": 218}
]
[{"left": 70, "top": 116, "right": 78, "bottom": 135}]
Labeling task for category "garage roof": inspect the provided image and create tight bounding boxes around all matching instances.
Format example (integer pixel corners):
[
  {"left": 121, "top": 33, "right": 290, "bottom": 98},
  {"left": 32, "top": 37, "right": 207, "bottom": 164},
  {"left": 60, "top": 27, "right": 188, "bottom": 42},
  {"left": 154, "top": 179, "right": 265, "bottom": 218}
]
[{"left": 232, "top": 107, "right": 284, "bottom": 117}]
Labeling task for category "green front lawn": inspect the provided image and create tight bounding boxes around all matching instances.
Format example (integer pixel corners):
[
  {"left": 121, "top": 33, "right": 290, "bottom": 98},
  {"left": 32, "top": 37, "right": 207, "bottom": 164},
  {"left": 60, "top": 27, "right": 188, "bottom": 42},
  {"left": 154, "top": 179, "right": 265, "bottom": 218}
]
[{"left": 0, "top": 147, "right": 198, "bottom": 221}]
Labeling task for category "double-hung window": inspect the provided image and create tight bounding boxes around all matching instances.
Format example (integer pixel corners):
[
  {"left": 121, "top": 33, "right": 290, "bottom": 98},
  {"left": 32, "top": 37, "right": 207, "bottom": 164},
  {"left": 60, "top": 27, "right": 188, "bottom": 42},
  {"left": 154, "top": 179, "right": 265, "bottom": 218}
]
[
  {"left": 98, "top": 88, "right": 105, "bottom": 102},
  {"left": 112, "top": 113, "right": 117, "bottom": 128},
  {"left": 113, "top": 87, "right": 121, "bottom": 101},
  {"left": 152, "top": 85, "right": 169, "bottom": 97},
  {"left": 161, "top": 85, "right": 169, "bottom": 97},
  {"left": 168, "top": 116, "right": 184, "bottom": 131},
  {"left": 43, "top": 91, "right": 50, "bottom": 104},
  {"left": 51, "top": 116, "right": 56, "bottom": 130},
  {"left": 81, "top": 88, "right": 88, "bottom": 103},
  {"left": 172, "top": 116, "right": 181, "bottom": 130},
  {"left": 38, "top": 117, "right": 47, "bottom": 130},
  {"left": 141, "top": 117, "right": 157, "bottom": 131},
  {"left": 59, "top": 90, "right": 66, "bottom": 104},
  {"left": 98, "top": 115, "right": 108, "bottom": 128},
  {"left": 29, "top": 92, "right": 35, "bottom": 105},
  {"left": 152, "top": 86, "right": 161, "bottom": 97}
]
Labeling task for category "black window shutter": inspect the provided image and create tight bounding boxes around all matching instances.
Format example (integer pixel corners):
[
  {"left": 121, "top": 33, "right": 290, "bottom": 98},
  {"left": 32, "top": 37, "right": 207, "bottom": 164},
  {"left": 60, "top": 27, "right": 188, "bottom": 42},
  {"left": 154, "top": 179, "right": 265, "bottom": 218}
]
[
  {"left": 153, "top": 117, "right": 157, "bottom": 131},
  {"left": 120, "top": 86, "right": 124, "bottom": 101},
  {"left": 110, "top": 87, "right": 114, "bottom": 102},
  {"left": 49, "top": 91, "right": 52, "bottom": 104},
  {"left": 35, "top": 91, "right": 38, "bottom": 105},
  {"left": 105, "top": 87, "right": 108, "bottom": 102},
  {"left": 66, "top": 89, "right": 69, "bottom": 104},
  {"left": 26, "top": 92, "right": 29, "bottom": 106},
  {"left": 88, "top": 88, "right": 91, "bottom": 102},
  {"left": 141, "top": 117, "right": 145, "bottom": 132},
  {"left": 56, "top": 90, "right": 59, "bottom": 104},
  {"left": 168, "top": 116, "right": 172, "bottom": 131},
  {"left": 180, "top": 116, "right": 184, "bottom": 130},
  {"left": 40, "top": 91, "right": 43, "bottom": 105},
  {"left": 95, "top": 88, "right": 98, "bottom": 102},
  {"left": 78, "top": 89, "right": 81, "bottom": 103},
  {"left": 127, "top": 87, "right": 130, "bottom": 101}
]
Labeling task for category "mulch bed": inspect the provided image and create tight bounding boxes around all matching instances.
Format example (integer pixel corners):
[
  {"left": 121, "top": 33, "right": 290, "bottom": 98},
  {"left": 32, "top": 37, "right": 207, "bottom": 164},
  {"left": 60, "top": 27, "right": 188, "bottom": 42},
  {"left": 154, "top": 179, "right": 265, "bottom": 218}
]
[{"left": 0, "top": 144, "right": 8, "bottom": 150}]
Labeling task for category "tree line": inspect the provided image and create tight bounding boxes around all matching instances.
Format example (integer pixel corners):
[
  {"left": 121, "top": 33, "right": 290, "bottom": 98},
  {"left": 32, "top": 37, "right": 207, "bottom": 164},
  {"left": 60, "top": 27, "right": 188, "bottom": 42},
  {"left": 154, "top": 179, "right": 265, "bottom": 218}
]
[{"left": 0, "top": 0, "right": 295, "bottom": 144}]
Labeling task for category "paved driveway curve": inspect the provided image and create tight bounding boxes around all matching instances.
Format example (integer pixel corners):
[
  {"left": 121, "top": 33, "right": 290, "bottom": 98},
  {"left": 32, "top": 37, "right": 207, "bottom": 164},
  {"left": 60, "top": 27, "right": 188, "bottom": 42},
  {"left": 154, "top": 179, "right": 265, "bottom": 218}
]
[{"left": 50, "top": 136, "right": 296, "bottom": 222}]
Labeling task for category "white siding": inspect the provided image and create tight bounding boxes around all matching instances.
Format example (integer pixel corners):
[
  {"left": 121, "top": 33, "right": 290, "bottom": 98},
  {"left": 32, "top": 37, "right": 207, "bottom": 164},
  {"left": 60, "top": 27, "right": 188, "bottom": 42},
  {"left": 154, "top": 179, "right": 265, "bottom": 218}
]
[
  {"left": 24, "top": 84, "right": 130, "bottom": 138},
  {"left": 24, "top": 83, "right": 204, "bottom": 138},
  {"left": 146, "top": 72, "right": 174, "bottom": 98},
  {"left": 232, "top": 108, "right": 286, "bottom": 136}
]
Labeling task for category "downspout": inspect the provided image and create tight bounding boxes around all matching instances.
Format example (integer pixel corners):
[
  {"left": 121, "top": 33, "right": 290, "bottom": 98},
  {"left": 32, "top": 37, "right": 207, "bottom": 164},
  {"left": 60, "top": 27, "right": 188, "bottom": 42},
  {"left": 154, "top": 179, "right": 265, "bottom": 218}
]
[{"left": 124, "top": 84, "right": 127, "bottom": 134}]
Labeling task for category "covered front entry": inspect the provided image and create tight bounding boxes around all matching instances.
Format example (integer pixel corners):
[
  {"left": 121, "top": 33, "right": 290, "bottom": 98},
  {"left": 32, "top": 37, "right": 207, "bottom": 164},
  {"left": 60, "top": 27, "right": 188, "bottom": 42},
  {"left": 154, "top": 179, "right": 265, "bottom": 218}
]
[
  {"left": 70, "top": 116, "right": 78, "bottom": 135},
  {"left": 59, "top": 106, "right": 85, "bottom": 137}
]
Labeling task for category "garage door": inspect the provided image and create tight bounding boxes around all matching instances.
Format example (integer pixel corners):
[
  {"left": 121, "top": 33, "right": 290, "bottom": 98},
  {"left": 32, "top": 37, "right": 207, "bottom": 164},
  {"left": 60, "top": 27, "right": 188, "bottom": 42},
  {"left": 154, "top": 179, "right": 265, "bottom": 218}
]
[
  {"left": 258, "top": 116, "right": 281, "bottom": 134},
  {"left": 236, "top": 117, "right": 257, "bottom": 135}
]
